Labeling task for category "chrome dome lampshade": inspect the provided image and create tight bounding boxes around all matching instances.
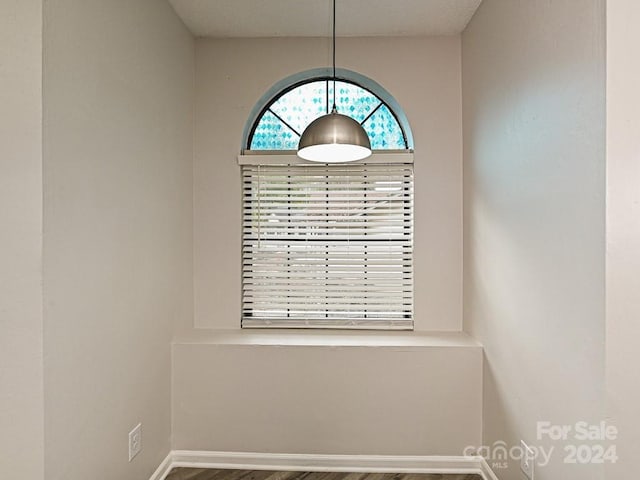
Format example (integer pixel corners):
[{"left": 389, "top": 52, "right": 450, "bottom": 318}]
[
  {"left": 297, "top": 0, "right": 372, "bottom": 163},
  {"left": 298, "top": 106, "right": 371, "bottom": 163}
]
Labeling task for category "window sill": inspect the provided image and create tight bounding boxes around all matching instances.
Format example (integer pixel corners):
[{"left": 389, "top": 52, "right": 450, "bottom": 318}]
[{"left": 172, "top": 329, "right": 481, "bottom": 348}]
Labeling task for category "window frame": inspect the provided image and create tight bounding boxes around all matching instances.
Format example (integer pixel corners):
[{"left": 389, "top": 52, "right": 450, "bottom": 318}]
[
  {"left": 241, "top": 67, "right": 415, "bottom": 153},
  {"left": 239, "top": 69, "right": 415, "bottom": 331},
  {"left": 246, "top": 76, "right": 409, "bottom": 151}
]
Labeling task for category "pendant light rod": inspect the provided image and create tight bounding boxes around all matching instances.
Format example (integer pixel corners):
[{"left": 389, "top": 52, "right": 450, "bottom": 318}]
[{"left": 332, "top": 0, "right": 336, "bottom": 111}]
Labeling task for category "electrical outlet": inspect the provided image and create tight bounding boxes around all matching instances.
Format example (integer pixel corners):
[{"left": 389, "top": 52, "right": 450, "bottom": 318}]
[
  {"left": 520, "top": 440, "right": 535, "bottom": 479},
  {"left": 128, "top": 423, "right": 142, "bottom": 461}
]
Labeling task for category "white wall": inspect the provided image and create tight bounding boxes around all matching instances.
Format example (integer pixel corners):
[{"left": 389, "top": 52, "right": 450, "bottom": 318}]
[
  {"left": 42, "top": 1, "right": 194, "bottom": 479},
  {"left": 194, "top": 36, "right": 463, "bottom": 332},
  {"left": 0, "top": 1, "right": 44, "bottom": 478},
  {"left": 172, "top": 335, "right": 482, "bottom": 454},
  {"left": 178, "top": 35, "right": 477, "bottom": 457},
  {"left": 605, "top": 1, "right": 640, "bottom": 477},
  {"left": 462, "top": 1, "right": 606, "bottom": 479}
]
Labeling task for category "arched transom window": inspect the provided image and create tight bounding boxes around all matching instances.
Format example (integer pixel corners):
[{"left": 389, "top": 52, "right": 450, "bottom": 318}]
[{"left": 247, "top": 77, "right": 410, "bottom": 151}]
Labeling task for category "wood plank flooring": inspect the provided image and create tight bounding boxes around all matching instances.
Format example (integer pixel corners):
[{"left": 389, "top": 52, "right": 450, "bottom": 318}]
[{"left": 164, "top": 469, "right": 482, "bottom": 480}]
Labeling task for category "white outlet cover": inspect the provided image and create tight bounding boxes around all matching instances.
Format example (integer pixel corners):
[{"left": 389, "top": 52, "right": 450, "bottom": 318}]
[
  {"left": 520, "top": 440, "right": 535, "bottom": 479},
  {"left": 128, "top": 423, "right": 142, "bottom": 462}
]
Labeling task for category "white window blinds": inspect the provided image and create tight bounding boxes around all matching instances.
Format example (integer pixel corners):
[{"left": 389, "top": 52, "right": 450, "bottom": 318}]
[{"left": 241, "top": 160, "right": 414, "bottom": 330}]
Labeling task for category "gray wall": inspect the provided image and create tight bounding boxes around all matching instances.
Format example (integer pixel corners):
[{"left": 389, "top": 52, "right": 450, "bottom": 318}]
[
  {"left": 193, "top": 36, "right": 464, "bottom": 332},
  {"left": 172, "top": 335, "right": 482, "bottom": 454},
  {"left": 0, "top": 1, "right": 44, "bottom": 478},
  {"left": 606, "top": 0, "right": 640, "bottom": 477},
  {"left": 42, "top": 1, "right": 194, "bottom": 479},
  {"left": 176, "top": 34, "right": 479, "bottom": 457},
  {"left": 462, "top": 1, "right": 606, "bottom": 479}
]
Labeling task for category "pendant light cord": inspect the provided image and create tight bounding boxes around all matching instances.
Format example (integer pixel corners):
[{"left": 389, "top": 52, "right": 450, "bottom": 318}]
[{"left": 332, "top": 0, "right": 336, "bottom": 112}]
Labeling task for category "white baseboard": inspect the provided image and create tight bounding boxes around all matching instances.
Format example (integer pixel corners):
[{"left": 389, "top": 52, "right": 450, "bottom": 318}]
[
  {"left": 150, "top": 451, "right": 499, "bottom": 480},
  {"left": 479, "top": 458, "right": 501, "bottom": 480},
  {"left": 148, "top": 452, "right": 174, "bottom": 480}
]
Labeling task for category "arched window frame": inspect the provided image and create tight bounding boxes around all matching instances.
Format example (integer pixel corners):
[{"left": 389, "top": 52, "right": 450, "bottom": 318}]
[
  {"left": 238, "top": 69, "right": 415, "bottom": 330},
  {"left": 241, "top": 68, "right": 414, "bottom": 153}
]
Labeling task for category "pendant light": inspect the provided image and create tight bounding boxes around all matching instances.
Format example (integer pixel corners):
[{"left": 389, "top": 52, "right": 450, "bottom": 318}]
[{"left": 297, "top": 0, "right": 372, "bottom": 163}]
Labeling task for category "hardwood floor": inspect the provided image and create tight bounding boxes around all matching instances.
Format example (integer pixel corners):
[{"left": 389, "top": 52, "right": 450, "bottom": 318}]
[{"left": 164, "top": 469, "right": 482, "bottom": 480}]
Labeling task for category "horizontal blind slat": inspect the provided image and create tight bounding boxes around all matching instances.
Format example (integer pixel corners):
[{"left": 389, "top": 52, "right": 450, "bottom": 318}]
[{"left": 242, "top": 163, "right": 413, "bottom": 329}]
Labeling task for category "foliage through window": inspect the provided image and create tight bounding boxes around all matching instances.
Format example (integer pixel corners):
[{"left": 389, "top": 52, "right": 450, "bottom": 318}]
[{"left": 248, "top": 79, "right": 408, "bottom": 151}]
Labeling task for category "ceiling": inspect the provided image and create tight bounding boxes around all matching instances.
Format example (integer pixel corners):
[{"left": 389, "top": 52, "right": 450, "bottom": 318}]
[{"left": 168, "top": 0, "right": 483, "bottom": 38}]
